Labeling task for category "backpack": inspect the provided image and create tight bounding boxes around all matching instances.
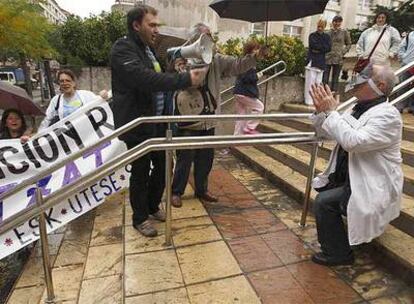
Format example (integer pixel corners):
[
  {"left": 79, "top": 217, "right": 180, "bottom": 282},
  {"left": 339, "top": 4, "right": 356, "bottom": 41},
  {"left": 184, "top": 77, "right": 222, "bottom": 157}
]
[{"left": 174, "top": 72, "right": 217, "bottom": 128}]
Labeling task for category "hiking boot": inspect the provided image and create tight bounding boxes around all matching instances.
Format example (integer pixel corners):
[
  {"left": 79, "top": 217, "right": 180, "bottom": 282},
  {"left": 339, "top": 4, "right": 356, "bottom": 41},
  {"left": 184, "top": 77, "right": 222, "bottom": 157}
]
[
  {"left": 151, "top": 210, "right": 166, "bottom": 222},
  {"left": 133, "top": 220, "right": 158, "bottom": 237}
]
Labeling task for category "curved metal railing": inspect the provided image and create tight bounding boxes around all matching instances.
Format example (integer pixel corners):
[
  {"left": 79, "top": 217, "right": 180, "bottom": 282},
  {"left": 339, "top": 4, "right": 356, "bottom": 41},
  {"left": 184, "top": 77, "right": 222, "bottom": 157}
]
[{"left": 220, "top": 60, "right": 287, "bottom": 107}]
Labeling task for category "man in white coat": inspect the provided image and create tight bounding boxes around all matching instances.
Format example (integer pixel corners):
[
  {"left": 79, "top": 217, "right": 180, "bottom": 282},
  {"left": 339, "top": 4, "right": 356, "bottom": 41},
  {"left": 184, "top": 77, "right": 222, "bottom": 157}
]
[{"left": 309, "top": 64, "right": 403, "bottom": 266}]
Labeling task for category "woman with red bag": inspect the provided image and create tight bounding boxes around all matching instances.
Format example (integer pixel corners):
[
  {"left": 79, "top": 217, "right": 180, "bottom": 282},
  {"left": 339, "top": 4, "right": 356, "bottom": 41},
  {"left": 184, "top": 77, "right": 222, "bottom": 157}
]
[{"left": 356, "top": 11, "right": 401, "bottom": 67}]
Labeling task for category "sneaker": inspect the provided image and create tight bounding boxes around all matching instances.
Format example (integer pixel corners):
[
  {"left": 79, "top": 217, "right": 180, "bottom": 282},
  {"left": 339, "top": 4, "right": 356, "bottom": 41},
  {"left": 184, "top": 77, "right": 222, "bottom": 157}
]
[
  {"left": 151, "top": 210, "right": 166, "bottom": 222},
  {"left": 133, "top": 220, "right": 158, "bottom": 237}
]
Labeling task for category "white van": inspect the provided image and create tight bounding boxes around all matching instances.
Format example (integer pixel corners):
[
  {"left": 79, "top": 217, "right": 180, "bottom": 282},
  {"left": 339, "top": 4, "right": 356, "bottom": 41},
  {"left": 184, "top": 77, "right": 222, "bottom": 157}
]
[{"left": 0, "top": 72, "right": 16, "bottom": 85}]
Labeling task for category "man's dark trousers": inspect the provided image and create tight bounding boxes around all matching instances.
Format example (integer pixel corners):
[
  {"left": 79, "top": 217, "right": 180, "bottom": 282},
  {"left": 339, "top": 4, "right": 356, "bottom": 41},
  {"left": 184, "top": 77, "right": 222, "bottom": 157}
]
[
  {"left": 314, "top": 185, "right": 352, "bottom": 258},
  {"left": 172, "top": 128, "right": 215, "bottom": 196},
  {"left": 126, "top": 124, "right": 166, "bottom": 225},
  {"left": 323, "top": 64, "right": 342, "bottom": 92}
]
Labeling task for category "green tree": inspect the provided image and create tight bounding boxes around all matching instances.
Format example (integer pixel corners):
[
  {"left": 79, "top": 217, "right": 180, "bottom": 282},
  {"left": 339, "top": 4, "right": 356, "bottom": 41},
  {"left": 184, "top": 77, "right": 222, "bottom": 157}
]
[
  {"left": 218, "top": 35, "right": 307, "bottom": 76},
  {"left": 0, "top": 0, "right": 56, "bottom": 95},
  {"left": 51, "top": 11, "right": 127, "bottom": 67},
  {"left": 369, "top": 0, "right": 414, "bottom": 32}
]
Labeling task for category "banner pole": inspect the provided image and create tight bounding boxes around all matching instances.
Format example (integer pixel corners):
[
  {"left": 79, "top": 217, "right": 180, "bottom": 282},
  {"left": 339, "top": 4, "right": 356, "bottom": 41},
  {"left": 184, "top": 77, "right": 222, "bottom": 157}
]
[
  {"left": 165, "top": 126, "right": 173, "bottom": 246},
  {"left": 36, "top": 187, "right": 56, "bottom": 303}
]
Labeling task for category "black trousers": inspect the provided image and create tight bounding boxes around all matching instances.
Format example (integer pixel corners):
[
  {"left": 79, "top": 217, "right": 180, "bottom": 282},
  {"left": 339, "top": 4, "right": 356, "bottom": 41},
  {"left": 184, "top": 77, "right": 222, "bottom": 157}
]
[
  {"left": 126, "top": 126, "right": 166, "bottom": 225},
  {"left": 172, "top": 128, "right": 215, "bottom": 196},
  {"left": 313, "top": 185, "right": 352, "bottom": 258},
  {"left": 323, "top": 64, "right": 342, "bottom": 92}
]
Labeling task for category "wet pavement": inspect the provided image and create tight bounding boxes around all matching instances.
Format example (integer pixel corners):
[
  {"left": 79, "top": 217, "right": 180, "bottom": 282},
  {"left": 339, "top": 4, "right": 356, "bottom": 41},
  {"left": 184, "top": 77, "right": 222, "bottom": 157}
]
[{"left": 4, "top": 153, "right": 414, "bottom": 303}]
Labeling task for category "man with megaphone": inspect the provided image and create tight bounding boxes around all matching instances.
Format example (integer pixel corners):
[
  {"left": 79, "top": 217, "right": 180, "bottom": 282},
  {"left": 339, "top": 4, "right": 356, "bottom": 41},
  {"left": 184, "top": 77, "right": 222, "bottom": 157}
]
[
  {"left": 170, "top": 23, "right": 266, "bottom": 208},
  {"left": 110, "top": 4, "right": 208, "bottom": 238}
]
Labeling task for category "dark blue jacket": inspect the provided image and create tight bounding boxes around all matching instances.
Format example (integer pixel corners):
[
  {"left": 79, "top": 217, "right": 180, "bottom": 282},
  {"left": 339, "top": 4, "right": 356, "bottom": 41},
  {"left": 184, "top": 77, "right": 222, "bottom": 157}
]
[
  {"left": 233, "top": 68, "right": 259, "bottom": 99},
  {"left": 307, "top": 31, "right": 332, "bottom": 70}
]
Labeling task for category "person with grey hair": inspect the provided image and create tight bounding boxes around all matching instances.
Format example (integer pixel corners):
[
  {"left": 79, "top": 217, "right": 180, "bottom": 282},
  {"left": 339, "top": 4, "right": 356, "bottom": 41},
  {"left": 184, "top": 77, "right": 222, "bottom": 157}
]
[
  {"left": 308, "top": 64, "right": 403, "bottom": 266},
  {"left": 171, "top": 22, "right": 265, "bottom": 207}
]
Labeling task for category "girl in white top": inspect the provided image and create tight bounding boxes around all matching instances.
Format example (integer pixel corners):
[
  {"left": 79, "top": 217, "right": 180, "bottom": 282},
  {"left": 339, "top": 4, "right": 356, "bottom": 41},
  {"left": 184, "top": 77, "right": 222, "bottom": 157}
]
[{"left": 39, "top": 69, "right": 102, "bottom": 130}]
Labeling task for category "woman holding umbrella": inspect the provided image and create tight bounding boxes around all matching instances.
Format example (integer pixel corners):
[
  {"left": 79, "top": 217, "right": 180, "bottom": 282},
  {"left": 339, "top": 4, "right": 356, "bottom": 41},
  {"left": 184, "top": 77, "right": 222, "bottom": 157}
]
[{"left": 304, "top": 19, "right": 331, "bottom": 105}]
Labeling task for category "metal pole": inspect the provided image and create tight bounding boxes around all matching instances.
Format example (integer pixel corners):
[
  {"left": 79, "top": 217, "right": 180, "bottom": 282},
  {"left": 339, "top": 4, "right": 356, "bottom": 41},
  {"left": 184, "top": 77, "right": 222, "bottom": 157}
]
[
  {"left": 36, "top": 188, "right": 55, "bottom": 304},
  {"left": 165, "top": 126, "right": 173, "bottom": 246},
  {"left": 300, "top": 142, "right": 319, "bottom": 227}
]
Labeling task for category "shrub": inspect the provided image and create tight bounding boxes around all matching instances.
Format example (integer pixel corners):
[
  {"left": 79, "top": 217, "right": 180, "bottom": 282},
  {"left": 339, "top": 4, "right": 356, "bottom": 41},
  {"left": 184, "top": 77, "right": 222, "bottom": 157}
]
[{"left": 218, "top": 35, "right": 306, "bottom": 76}]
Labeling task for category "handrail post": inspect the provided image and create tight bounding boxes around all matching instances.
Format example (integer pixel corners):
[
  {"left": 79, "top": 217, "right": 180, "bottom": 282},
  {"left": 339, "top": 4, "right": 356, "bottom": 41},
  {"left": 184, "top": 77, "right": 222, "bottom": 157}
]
[
  {"left": 36, "top": 188, "right": 56, "bottom": 304},
  {"left": 300, "top": 142, "right": 319, "bottom": 227},
  {"left": 165, "top": 125, "right": 173, "bottom": 246}
]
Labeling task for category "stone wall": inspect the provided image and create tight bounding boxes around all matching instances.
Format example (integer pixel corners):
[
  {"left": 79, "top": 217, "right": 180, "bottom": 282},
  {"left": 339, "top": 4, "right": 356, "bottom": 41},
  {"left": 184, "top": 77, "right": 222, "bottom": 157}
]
[
  {"left": 76, "top": 67, "right": 112, "bottom": 94},
  {"left": 217, "top": 76, "right": 304, "bottom": 135}
]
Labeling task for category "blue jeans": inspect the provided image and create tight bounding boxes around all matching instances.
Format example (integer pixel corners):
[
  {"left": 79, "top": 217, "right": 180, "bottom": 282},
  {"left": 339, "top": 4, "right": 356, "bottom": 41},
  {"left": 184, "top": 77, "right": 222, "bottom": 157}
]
[{"left": 172, "top": 128, "right": 215, "bottom": 196}]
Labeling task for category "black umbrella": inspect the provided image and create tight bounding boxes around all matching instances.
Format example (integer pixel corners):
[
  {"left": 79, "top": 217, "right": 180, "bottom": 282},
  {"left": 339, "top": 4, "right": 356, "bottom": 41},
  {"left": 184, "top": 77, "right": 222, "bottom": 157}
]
[{"left": 209, "top": 0, "right": 329, "bottom": 23}]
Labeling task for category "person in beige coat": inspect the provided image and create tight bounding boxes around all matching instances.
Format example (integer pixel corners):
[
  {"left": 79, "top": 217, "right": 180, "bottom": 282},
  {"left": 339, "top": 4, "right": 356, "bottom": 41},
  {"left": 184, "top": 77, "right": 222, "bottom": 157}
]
[
  {"left": 171, "top": 23, "right": 263, "bottom": 207},
  {"left": 309, "top": 64, "right": 402, "bottom": 266}
]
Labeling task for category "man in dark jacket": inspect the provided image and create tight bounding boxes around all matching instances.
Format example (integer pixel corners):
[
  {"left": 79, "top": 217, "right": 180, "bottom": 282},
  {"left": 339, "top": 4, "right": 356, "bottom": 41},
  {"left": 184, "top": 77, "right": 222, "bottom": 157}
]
[
  {"left": 110, "top": 4, "right": 206, "bottom": 237},
  {"left": 304, "top": 19, "right": 331, "bottom": 105}
]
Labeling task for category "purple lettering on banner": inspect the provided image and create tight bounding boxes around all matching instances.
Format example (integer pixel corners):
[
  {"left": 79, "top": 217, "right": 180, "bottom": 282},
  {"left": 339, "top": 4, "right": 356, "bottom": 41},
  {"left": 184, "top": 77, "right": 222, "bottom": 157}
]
[
  {"left": 26, "top": 175, "right": 52, "bottom": 207},
  {"left": 83, "top": 141, "right": 111, "bottom": 168},
  {"left": 62, "top": 161, "right": 82, "bottom": 186},
  {"left": 0, "top": 183, "right": 18, "bottom": 224}
]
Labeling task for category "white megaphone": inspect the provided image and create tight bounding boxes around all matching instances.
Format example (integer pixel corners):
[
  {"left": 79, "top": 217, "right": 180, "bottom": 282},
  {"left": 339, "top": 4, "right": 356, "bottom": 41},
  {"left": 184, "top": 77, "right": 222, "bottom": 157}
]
[{"left": 167, "top": 33, "right": 213, "bottom": 65}]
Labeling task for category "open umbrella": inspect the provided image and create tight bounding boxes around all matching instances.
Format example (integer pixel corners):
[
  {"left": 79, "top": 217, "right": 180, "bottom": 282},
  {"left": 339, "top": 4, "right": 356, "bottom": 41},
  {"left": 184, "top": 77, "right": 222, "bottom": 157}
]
[
  {"left": 209, "top": 0, "right": 330, "bottom": 23},
  {"left": 0, "top": 81, "right": 44, "bottom": 116}
]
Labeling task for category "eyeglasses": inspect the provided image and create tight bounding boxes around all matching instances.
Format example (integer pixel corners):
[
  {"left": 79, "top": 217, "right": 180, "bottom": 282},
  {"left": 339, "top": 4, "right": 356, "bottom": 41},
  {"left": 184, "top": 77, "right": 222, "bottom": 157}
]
[{"left": 59, "top": 79, "right": 73, "bottom": 84}]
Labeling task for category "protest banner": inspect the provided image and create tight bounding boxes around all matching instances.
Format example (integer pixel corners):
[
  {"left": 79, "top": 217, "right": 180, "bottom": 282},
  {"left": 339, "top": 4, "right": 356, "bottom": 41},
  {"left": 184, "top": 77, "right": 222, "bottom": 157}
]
[{"left": 0, "top": 100, "right": 129, "bottom": 259}]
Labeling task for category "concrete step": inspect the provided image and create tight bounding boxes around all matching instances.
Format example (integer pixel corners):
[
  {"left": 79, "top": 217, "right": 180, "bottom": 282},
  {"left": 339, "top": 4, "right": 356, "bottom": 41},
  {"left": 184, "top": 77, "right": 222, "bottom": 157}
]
[{"left": 232, "top": 145, "right": 414, "bottom": 284}]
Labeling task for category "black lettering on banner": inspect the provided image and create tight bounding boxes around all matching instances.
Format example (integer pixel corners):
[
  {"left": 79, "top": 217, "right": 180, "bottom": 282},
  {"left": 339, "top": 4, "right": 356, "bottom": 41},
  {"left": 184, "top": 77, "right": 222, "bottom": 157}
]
[
  {"left": 13, "top": 225, "right": 32, "bottom": 245},
  {"left": 53, "top": 121, "right": 85, "bottom": 155},
  {"left": 108, "top": 173, "right": 121, "bottom": 192},
  {"left": 69, "top": 196, "right": 83, "bottom": 213},
  {"left": 22, "top": 142, "right": 41, "bottom": 168},
  {"left": 0, "top": 146, "right": 29, "bottom": 175},
  {"left": 86, "top": 107, "right": 115, "bottom": 139},
  {"left": 79, "top": 189, "right": 92, "bottom": 206},
  {"left": 99, "top": 177, "right": 113, "bottom": 197},
  {"left": 33, "top": 134, "right": 59, "bottom": 162},
  {"left": 90, "top": 183, "right": 103, "bottom": 202},
  {"left": 28, "top": 218, "right": 39, "bottom": 237},
  {"left": 44, "top": 208, "right": 62, "bottom": 228}
]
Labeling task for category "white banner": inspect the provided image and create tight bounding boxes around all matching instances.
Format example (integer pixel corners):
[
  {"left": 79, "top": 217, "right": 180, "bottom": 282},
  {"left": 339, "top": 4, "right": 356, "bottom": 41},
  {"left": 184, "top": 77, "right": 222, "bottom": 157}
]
[{"left": 0, "top": 100, "right": 130, "bottom": 259}]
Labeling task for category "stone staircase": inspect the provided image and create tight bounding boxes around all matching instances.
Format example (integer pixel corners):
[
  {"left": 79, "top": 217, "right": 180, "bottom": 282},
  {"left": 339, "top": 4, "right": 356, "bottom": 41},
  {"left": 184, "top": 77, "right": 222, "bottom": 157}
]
[{"left": 232, "top": 103, "right": 414, "bottom": 284}]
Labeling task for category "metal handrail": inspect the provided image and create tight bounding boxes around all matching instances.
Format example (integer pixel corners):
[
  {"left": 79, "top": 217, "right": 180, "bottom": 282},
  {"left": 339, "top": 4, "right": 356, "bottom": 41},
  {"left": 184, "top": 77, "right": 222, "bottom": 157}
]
[
  {"left": 0, "top": 113, "right": 311, "bottom": 204},
  {"left": 0, "top": 132, "right": 316, "bottom": 235},
  {"left": 337, "top": 60, "right": 414, "bottom": 112},
  {"left": 220, "top": 60, "right": 287, "bottom": 107}
]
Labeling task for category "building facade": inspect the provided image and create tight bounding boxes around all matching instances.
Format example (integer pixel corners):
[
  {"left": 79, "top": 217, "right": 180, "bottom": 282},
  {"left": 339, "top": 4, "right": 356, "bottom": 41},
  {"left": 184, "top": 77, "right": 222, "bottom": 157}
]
[
  {"left": 111, "top": 0, "right": 407, "bottom": 45},
  {"left": 37, "top": 0, "right": 68, "bottom": 24}
]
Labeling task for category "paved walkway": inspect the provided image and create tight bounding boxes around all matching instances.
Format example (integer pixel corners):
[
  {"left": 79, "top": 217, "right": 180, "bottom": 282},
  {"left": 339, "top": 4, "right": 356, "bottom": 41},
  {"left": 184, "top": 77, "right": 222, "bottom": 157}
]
[{"left": 6, "top": 153, "right": 414, "bottom": 303}]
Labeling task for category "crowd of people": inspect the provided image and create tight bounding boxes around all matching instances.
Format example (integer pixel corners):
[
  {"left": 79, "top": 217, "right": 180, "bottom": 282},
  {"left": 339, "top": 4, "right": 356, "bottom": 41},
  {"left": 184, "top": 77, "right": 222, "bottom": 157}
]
[{"left": 1, "top": 3, "right": 413, "bottom": 268}]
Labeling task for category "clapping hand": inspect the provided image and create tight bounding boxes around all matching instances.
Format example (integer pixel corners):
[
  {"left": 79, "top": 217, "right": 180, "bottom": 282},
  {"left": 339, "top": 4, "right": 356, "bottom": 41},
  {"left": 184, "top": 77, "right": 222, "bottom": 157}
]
[{"left": 310, "top": 84, "right": 339, "bottom": 113}]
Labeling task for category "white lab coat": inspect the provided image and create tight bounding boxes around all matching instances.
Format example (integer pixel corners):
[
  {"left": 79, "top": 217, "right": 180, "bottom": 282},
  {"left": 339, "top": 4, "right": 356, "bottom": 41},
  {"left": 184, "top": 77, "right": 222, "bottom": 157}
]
[{"left": 311, "top": 102, "right": 403, "bottom": 245}]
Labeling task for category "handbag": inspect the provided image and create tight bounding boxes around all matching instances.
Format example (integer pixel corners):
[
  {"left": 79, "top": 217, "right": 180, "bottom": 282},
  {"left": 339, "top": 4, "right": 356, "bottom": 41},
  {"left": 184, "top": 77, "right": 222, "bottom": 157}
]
[
  {"left": 48, "top": 94, "right": 62, "bottom": 127},
  {"left": 353, "top": 26, "right": 388, "bottom": 74}
]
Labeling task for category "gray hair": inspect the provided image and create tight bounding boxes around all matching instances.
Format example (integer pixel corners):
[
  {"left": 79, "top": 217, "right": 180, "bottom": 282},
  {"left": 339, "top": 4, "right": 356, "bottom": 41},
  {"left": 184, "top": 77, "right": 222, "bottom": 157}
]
[
  {"left": 372, "top": 65, "right": 396, "bottom": 97},
  {"left": 189, "top": 22, "right": 211, "bottom": 42}
]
